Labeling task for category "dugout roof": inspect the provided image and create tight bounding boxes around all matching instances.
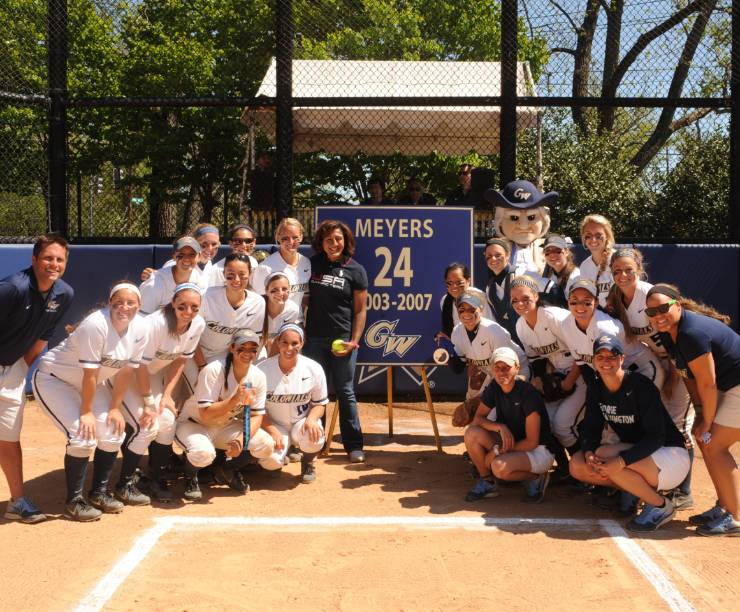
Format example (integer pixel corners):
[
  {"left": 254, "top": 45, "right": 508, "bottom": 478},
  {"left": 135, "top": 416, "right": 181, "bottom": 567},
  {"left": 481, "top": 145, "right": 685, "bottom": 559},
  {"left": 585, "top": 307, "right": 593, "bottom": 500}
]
[{"left": 243, "top": 58, "right": 539, "bottom": 156}]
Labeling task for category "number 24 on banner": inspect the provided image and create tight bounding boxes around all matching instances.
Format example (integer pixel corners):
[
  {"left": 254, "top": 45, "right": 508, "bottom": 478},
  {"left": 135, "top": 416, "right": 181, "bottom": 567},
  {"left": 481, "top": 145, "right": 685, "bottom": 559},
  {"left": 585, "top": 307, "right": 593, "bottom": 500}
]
[{"left": 374, "top": 247, "right": 413, "bottom": 287}]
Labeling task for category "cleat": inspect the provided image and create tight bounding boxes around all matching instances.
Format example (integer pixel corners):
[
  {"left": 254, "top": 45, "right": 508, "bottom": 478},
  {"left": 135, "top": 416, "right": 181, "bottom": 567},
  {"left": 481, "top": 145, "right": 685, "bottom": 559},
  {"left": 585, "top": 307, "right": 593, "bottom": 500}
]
[
  {"left": 616, "top": 492, "right": 639, "bottom": 517},
  {"left": 465, "top": 478, "right": 498, "bottom": 502},
  {"left": 287, "top": 447, "right": 303, "bottom": 463},
  {"left": 627, "top": 498, "right": 675, "bottom": 532},
  {"left": 114, "top": 482, "right": 151, "bottom": 506},
  {"left": 89, "top": 490, "right": 124, "bottom": 514},
  {"left": 523, "top": 472, "right": 550, "bottom": 504},
  {"left": 348, "top": 450, "right": 366, "bottom": 463},
  {"left": 65, "top": 496, "right": 102, "bottom": 522},
  {"left": 301, "top": 460, "right": 317, "bottom": 483},
  {"left": 4, "top": 496, "right": 47, "bottom": 524},
  {"left": 696, "top": 511, "right": 740, "bottom": 537},
  {"left": 667, "top": 490, "right": 694, "bottom": 511},
  {"left": 689, "top": 501, "right": 725, "bottom": 526},
  {"left": 184, "top": 476, "right": 202, "bottom": 501}
]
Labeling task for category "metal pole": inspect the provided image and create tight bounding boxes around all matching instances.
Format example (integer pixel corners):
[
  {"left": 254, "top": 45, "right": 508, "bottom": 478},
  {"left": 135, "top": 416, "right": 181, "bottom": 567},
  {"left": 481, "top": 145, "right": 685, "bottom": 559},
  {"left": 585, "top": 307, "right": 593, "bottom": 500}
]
[
  {"left": 47, "top": 0, "right": 68, "bottom": 236},
  {"left": 76, "top": 171, "right": 82, "bottom": 237},
  {"left": 500, "top": 0, "right": 518, "bottom": 188},
  {"left": 275, "top": 0, "right": 293, "bottom": 223},
  {"left": 731, "top": 0, "right": 739, "bottom": 242},
  {"left": 223, "top": 184, "right": 229, "bottom": 236}
]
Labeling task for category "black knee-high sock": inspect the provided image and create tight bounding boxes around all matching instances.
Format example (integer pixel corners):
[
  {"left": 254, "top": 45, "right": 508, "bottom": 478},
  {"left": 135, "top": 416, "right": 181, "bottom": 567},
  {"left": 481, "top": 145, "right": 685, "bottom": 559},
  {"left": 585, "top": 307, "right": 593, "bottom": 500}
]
[
  {"left": 679, "top": 446, "right": 694, "bottom": 495},
  {"left": 553, "top": 443, "right": 569, "bottom": 472},
  {"left": 183, "top": 457, "right": 200, "bottom": 477},
  {"left": 64, "top": 454, "right": 90, "bottom": 503},
  {"left": 228, "top": 449, "right": 253, "bottom": 472},
  {"left": 301, "top": 452, "right": 318, "bottom": 465},
  {"left": 148, "top": 442, "right": 170, "bottom": 477},
  {"left": 117, "top": 448, "right": 143, "bottom": 486},
  {"left": 567, "top": 442, "right": 581, "bottom": 455},
  {"left": 90, "top": 448, "right": 118, "bottom": 493}
]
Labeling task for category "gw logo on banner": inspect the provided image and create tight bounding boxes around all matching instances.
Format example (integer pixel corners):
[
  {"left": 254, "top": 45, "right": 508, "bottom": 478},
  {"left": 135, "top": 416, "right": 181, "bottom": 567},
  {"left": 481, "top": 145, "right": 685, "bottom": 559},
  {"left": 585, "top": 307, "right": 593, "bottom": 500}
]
[{"left": 365, "top": 320, "right": 420, "bottom": 358}]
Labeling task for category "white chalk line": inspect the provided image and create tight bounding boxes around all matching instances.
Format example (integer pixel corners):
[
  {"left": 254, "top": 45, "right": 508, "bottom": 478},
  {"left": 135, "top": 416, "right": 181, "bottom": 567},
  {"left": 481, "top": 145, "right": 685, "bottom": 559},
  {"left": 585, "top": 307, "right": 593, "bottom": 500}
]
[{"left": 76, "top": 515, "right": 693, "bottom": 612}]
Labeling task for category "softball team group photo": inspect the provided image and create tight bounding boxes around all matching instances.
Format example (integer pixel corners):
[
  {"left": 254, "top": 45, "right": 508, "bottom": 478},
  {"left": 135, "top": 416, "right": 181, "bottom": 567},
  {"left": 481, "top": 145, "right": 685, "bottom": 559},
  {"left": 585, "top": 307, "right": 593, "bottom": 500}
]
[{"left": 1, "top": 180, "right": 739, "bottom": 541}]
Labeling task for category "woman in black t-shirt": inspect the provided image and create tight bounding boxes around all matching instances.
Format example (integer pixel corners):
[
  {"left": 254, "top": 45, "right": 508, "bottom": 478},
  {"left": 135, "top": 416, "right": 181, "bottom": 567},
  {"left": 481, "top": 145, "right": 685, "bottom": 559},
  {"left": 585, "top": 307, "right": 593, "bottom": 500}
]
[{"left": 304, "top": 220, "right": 369, "bottom": 463}]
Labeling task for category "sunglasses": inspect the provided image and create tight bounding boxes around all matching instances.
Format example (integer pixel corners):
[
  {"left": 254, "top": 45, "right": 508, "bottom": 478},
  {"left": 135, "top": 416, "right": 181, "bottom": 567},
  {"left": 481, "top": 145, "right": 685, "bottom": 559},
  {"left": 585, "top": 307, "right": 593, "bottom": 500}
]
[{"left": 644, "top": 299, "right": 677, "bottom": 318}]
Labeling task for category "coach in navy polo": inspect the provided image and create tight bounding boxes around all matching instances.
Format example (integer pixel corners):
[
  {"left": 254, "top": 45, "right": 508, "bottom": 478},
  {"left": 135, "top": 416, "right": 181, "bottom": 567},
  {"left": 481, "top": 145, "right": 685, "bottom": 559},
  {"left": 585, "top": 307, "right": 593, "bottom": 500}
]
[{"left": 0, "top": 234, "right": 74, "bottom": 523}]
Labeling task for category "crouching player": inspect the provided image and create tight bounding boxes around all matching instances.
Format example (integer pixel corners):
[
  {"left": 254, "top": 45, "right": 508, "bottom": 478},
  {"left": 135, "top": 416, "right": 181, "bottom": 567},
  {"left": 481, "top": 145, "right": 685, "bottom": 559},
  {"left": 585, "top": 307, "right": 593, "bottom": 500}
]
[
  {"left": 257, "top": 324, "right": 327, "bottom": 483},
  {"left": 463, "top": 347, "right": 556, "bottom": 504},
  {"left": 569, "top": 335, "right": 690, "bottom": 533},
  {"left": 175, "top": 330, "right": 273, "bottom": 500}
]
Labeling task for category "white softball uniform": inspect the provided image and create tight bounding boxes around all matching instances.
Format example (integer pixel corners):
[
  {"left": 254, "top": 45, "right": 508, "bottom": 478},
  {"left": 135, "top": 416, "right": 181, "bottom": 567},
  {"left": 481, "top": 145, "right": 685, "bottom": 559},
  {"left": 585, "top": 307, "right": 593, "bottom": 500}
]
[
  {"left": 451, "top": 317, "right": 530, "bottom": 397},
  {"left": 544, "top": 266, "right": 581, "bottom": 298},
  {"left": 33, "top": 310, "right": 148, "bottom": 458},
  {"left": 438, "top": 287, "right": 494, "bottom": 324},
  {"left": 516, "top": 306, "right": 587, "bottom": 447},
  {"left": 250, "top": 250, "right": 311, "bottom": 314},
  {"left": 258, "top": 354, "right": 328, "bottom": 470},
  {"left": 621, "top": 280, "right": 694, "bottom": 444},
  {"left": 176, "top": 360, "right": 272, "bottom": 468},
  {"left": 579, "top": 256, "right": 613, "bottom": 309},
  {"left": 119, "top": 311, "right": 206, "bottom": 454},
  {"left": 139, "top": 265, "right": 207, "bottom": 315},
  {"left": 198, "top": 287, "right": 266, "bottom": 361},
  {"left": 257, "top": 300, "right": 302, "bottom": 361},
  {"left": 555, "top": 309, "right": 664, "bottom": 387},
  {"left": 210, "top": 255, "right": 259, "bottom": 288}
]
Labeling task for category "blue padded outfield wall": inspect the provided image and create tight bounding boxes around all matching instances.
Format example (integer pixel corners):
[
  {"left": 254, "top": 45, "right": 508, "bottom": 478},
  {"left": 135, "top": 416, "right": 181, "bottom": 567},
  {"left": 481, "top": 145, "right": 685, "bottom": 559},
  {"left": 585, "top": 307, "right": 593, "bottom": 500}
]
[{"left": 2, "top": 241, "right": 738, "bottom": 398}]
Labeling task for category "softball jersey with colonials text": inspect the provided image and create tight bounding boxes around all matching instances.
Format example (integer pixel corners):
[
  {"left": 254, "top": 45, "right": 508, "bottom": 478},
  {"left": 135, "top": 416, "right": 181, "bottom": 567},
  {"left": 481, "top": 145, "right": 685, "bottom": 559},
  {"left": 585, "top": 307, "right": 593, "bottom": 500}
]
[
  {"left": 141, "top": 310, "right": 205, "bottom": 375},
  {"left": 198, "top": 286, "right": 266, "bottom": 360},
  {"left": 251, "top": 251, "right": 311, "bottom": 314}
]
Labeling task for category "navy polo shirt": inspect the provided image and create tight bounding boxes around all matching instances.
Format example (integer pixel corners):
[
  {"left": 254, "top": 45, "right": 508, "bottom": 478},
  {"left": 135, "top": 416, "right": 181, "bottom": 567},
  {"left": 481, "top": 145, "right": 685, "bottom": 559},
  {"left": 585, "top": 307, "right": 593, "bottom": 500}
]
[
  {"left": 0, "top": 267, "right": 74, "bottom": 366},
  {"left": 658, "top": 310, "right": 740, "bottom": 392},
  {"left": 306, "top": 253, "right": 368, "bottom": 339}
]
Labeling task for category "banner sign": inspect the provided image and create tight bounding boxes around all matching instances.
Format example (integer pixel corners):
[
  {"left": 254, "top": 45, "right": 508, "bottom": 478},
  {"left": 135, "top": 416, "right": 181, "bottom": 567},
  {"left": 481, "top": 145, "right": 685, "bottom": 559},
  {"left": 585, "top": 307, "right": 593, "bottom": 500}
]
[{"left": 316, "top": 206, "right": 474, "bottom": 365}]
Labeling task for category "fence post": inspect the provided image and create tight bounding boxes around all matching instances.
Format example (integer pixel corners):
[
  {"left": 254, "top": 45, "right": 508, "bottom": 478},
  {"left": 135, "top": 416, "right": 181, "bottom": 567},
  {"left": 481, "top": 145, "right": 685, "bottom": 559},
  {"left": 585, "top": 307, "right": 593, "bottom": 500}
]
[
  {"left": 275, "top": 0, "right": 294, "bottom": 223},
  {"left": 500, "top": 0, "right": 518, "bottom": 188},
  {"left": 731, "top": 0, "right": 739, "bottom": 242},
  {"left": 47, "top": 0, "right": 69, "bottom": 237}
]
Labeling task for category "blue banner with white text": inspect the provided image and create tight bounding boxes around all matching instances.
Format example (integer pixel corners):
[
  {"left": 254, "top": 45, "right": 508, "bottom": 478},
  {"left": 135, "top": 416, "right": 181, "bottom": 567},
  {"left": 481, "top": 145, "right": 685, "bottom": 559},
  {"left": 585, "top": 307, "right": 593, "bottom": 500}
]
[{"left": 316, "top": 206, "right": 474, "bottom": 365}]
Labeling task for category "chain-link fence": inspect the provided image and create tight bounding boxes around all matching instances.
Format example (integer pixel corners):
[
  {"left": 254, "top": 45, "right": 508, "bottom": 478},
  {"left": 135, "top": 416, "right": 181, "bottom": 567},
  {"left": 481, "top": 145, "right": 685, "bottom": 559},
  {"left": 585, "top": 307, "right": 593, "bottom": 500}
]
[{"left": 0, "top": 0, "right": 735, "bottom": 243}]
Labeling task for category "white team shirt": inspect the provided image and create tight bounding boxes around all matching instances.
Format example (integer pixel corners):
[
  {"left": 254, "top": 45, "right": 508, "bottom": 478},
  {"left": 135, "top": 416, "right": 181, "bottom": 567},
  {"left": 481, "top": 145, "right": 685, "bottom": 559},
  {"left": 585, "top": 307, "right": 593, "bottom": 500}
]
[
  {"left": 260, "top": 354, "right": 328, "bottom": 430},
  {"left": 198, "top": 286, "right": 266, "bottom": 361},
  {"left": 250, "top": 251, "right": 311, "bottom": 313},
  {"left": 38, "top": 309, "right": 148, "bottom": 389},
  {"left": 451, "top": 316, "right": 530, "bottom": 379},
  {"left": 139, "top": 265, "right": 207, "bottom": 315},
  {"left": 266, "top": 299, "right": 301, "bottom": 338},
  {"left": 515, "top": 306, "right": 575, "bottom": 373},
  {"left": 544, "top": 266, "right": 581, "bottom": 298},
  {"left": 439, "top": 287, "right": 493, "bottom": 325},
  {"left": 210, "top": 255, "right": 259, "bottom": 289},
  {"left": 579, "top": 256, "right": 613, "bottom": 309},
  {"left": 181, "top": 359, "right": 267, "bottom": 424},
  {"left": 621, "top": 280, "right": 666, "bottom": 357},
  {"left": 554, "top": 309, "right": 652, "bottom": 371},
  {"left": 141, "top": 309, "right": 206, "bottom": 375}
]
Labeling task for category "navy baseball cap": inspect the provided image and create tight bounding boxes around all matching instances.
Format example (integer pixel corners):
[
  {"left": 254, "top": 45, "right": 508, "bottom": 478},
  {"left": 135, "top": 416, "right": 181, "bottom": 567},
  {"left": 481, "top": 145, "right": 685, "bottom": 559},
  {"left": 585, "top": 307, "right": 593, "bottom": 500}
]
[
  {"left": 484, "top": 180, "right": 559, "bottom": 210},
  {"left": 593, "top": 334, "right": 624, "bottom": 356}
]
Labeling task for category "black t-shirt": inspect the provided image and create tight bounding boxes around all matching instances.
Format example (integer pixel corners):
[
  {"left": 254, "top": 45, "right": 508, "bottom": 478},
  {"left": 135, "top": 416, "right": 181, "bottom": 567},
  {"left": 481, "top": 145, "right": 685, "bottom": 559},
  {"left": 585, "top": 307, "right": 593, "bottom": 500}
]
[
  {"left": 581, "top": 371, "right": 686, "bottom": 466},
  {"left": 306, "top": 253, "right": 368, "bottom": 339},
  {"left": 658, "top": 310, "right": 740, "bottom": 392},
  {"left": 481, "top": 379, "right": 555, "bottom": 450}
]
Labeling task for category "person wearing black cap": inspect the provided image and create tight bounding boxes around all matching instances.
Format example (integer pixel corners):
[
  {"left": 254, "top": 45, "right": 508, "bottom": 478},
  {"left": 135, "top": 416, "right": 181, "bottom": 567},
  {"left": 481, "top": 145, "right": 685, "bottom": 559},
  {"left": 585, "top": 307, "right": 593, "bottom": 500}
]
[
  {"left": 645, "top": 283, "right": 740, "bottom": 537},
  {"left": 484, "top": 179, "right": 556, "bottom": 276},
  {"left": 569, "top": 334, "right": 689, "bottom": 533},
  {"left": 540, "top": 234, "right": 581, "bottom": 308}
]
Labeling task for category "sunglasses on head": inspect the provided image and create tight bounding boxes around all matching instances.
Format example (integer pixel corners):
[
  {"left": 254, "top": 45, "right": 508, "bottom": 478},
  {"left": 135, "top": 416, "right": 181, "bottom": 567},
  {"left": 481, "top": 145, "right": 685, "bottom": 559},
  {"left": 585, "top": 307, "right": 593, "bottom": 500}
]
[{"left": 644, "top": 299, "right": 677, "bottom": 318}]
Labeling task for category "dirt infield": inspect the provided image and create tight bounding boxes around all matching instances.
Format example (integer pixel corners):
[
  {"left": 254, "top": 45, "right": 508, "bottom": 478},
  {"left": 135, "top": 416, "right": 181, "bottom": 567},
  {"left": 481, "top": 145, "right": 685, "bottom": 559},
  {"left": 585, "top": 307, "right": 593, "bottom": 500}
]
[{"left": 1, "top": 400, "right": 738, "bottom": 611}]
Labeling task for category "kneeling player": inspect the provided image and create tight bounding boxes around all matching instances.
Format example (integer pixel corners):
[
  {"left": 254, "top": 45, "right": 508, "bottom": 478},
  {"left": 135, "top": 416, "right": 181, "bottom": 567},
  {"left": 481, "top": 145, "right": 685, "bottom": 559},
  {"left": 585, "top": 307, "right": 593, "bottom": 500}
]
[
  {"left": 463, "top": 347, "right": 555, "bottom": 504},
  {"left": 258, "top": 324, "right": 327, "bottom": 483},
  {"left": 569, "top": 335, "right": 689, "bottom": 533},
  {"left": 175, "top": 330, "right": 273, "bottom": 500}
]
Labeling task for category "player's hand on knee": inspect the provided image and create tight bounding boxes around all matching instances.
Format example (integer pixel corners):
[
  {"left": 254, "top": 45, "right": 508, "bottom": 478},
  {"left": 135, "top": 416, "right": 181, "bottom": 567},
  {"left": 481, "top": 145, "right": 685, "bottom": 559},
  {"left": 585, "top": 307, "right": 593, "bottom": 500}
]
[
  {"left": 226, "top": 439, "right": 243, "bottom": 458},
  {"left": 303, "top": 418, "right": 322, "bottom": 444},
  {"left": 497, "top": 424, "right": 514, "bottom": 452},
  {"left": 268, "top": 429, "right": 284, "bottom": 451},
  {"left": 107, "top": 408, "right": 126, "bottom": 436},
  {"left": 79, "top": 411, "right": 97, "bottom": 440},
  {"left": 140, "top": 411, "right": 158, "bottom": 431},
  {"left": 160, "top": 395, "right": 176, "bottom": 415},
  {"left": 140, "top": 267, "right": 154, "bottom": 281}
]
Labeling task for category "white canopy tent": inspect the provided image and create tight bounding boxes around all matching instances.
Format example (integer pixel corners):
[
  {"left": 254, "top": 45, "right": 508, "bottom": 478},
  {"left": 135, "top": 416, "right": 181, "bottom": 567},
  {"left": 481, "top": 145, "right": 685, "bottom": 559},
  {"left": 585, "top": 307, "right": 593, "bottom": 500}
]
[{"left": 243, "top": 58, "right": 539, "bottom": 156}]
